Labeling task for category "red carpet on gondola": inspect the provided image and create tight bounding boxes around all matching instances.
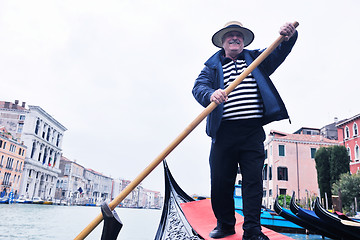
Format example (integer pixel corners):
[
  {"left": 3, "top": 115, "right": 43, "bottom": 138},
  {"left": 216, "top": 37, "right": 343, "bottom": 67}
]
[{"left": 180, "top": 199, "right": 294, "bottom": 240}]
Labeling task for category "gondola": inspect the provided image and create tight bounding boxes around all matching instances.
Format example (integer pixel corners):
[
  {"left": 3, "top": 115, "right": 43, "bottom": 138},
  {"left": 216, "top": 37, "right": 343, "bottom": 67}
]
[
  {"left": 154, "top": 160, "right": 203, "bottom": 239},
  {"left": 313, "top": 197, "right": 360, "bottom": 240},
  {"left": 154, "top": 160, "right": 295, "bottom": 240},
  {"left": 99, "top": 160, "right": 295, "bottom": 240},
  {"left": 289, "top": 193, "right": 341, "bottom": 239},
  {"left": 274, "top": 194, "right": 327, "bottom": 236},
  {"left": 235, "top": 186, "right": 304, "bottom": 233}
]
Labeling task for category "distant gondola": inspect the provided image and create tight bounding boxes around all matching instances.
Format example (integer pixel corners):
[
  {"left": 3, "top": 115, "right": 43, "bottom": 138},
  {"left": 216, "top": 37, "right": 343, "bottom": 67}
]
[
  {"left": 274, "top": 193, "right": 328, "bottom": 237},
  {"left": 289, "top": 193, "right": 340, "bottom": 240},
  {"left": 313, "top": 197, "right": 360, "bottom": 240}
]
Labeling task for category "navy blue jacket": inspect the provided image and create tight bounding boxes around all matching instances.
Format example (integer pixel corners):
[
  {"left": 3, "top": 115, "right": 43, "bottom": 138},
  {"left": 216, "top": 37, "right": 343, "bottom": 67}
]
[{"left": 192, "top": 32, "right": 298, "bottom": 140}]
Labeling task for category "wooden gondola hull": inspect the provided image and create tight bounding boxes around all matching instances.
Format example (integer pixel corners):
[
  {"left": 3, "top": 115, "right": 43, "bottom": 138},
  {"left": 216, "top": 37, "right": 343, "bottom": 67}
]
[
  {"left": 289, "top": 193, "right": 341, "bottom": 240},
  {"left": 155, "top": 160, "right": 295, "bottom": 240},
  {"left": 313, "top": 197, "right": 360, "bottom": 240},
  {"left": 154, "top": 161, "right": 202, "bottom": 240},
  {"left": 274, "top": 196, "right": 325, "bottom": 235}
]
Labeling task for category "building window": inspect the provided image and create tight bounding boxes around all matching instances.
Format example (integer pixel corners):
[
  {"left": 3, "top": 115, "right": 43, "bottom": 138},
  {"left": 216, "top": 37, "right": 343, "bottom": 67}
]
[
  {"left": 265, "top": 149, "right": 268, "bottom": 159},
  {"left": 17, "top": 123, "right": 24, "bottom": 133},
  {"left": 355, "top": 145, "right": 359, "bottom": 162},
  {"left": 347, "top": 147, "right": 352, "bottom": 161},
  {"left": 277, "top": 167, "right": 288, "bottom": 181},
  {"left": 269, "top": 166, "right": 272, "bottom": 180},
  {"left": 311, "top": 148, "right": 317, "bottom": 159},
  {"left": 345, "top": 126, "right": 350, "bottom": 139},
  {"left": 279, "top": 145, "right": 285, "bottom": 156},
  {"left": 263, "top": 164, "right": 268, "bottom": 180},
  {"left": 279, "top": 188, "right": 287, "bottom": 195},
  {"left": 35, "top": 119, "right": 40, "bottom": 135},
  {"left": 354, "top": 123, "right": 359, "bottom": 137},
  {"left": 269, "top": 189, "right": 272, "bottom": 197}
]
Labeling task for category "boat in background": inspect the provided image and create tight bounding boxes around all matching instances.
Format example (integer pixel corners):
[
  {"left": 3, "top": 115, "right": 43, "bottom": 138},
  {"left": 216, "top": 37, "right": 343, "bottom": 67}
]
[
  {"left": 274, "top": 193, "right": 339, "bottom": 238},
  {"left": 16, "top": 197, "right": 33, "bottom": 204},
  {"left": 289, "top": 193, "right": 340, "bottom": 239},
  {"left": 313, "top": 197, "right": 360, "bottom": 240},
  {"left": 0, "top": 196, "right": 9, "bottom": 204},
  {"left": 32, "top": 197, "right": 44, "bottom": 204},
  {"left": 234, "top": 185, "right": 304, "bottom": 233},
  {"left": 43, "top": 199, "right": 53, "bottom": 205}
]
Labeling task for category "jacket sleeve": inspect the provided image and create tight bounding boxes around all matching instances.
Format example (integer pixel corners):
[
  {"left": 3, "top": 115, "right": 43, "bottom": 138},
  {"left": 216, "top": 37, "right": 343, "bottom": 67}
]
[
  {"left": 258, "top": 31, "right": 298, "bottom": 76},
  {"left": 192, "top": 66, "right": 216, "bottom": 108}
]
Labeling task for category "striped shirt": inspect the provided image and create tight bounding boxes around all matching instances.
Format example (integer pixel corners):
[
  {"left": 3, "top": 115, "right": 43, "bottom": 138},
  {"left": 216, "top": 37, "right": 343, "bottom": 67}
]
[{"left": 222, "top": 58, "right": 264, "bottom": 121}]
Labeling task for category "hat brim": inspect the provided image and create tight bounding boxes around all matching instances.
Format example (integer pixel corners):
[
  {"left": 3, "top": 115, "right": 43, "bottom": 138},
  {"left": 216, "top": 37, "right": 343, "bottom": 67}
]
[{"left": 212, "top": 26, "right": 254, "bottom": 48}]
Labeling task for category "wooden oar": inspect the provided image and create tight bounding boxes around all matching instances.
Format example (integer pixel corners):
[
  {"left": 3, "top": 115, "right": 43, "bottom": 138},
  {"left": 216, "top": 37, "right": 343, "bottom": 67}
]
[{"left": 74, "top": 21, "right": 299, "bottom": 240}]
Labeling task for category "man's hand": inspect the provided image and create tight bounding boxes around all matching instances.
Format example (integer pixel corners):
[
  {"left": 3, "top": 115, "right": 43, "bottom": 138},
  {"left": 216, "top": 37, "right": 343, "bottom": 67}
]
[
  {"left": 210, "top": 89, "right": 228, "bottom": 104},
  {"left": 279, "top": 22, "right": 296, "bottom": 41}
]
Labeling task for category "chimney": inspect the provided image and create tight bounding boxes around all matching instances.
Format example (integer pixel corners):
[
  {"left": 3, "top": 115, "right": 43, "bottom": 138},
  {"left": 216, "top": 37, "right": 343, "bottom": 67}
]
[
  {"left": 334, "top": 117, "right": 338, "bottom": 123},
  {"left": 22, "top": 102, "right": 26, "bottom": 108},
  {"left": 15, "top": 100, "right": 19, "bottom": 105}
]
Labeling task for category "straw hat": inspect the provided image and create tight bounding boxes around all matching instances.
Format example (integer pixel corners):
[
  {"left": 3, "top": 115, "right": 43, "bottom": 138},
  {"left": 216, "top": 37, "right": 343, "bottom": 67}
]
[{"left": 212, "top": 21, "right": 254, "bottom": 48}]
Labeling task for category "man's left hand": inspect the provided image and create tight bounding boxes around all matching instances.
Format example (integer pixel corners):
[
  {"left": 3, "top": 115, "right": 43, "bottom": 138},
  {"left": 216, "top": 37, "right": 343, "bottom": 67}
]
[{"left": 279, "top": 22, "right": 296, "bottom": 41}]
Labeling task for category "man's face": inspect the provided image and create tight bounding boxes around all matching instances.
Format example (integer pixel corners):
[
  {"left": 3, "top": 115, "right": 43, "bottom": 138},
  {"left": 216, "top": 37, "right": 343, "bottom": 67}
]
[{"left": 222, "top": 31, "right": 244, "bottom": 58}]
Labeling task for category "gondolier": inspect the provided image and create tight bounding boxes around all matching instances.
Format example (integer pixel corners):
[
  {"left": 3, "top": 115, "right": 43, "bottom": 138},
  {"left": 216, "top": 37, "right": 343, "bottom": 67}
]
[{"left": 192, "top": 21, "right": 297, "bottom": 240}]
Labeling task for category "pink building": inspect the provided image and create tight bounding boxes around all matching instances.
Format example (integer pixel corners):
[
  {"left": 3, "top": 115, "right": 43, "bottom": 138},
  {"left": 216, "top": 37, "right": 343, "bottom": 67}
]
[
  {"left": 336, "top": 113, "right": 360, "bottom": 174},
  {"left": 262, "top": 129, "right": 338, "bottom": 209},
  {"left": 0, "top": 127, "right": 27, "bottom": 198}
]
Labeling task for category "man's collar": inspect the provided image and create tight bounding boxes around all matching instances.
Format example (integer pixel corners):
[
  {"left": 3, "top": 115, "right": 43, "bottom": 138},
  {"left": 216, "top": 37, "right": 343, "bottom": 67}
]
[{"left": 220, "top": 49, "right": 245, "bottom": 64}]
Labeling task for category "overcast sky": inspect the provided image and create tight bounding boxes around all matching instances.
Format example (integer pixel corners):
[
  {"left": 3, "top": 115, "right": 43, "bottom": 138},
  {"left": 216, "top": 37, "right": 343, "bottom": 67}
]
[{"left": 1, "top": 0, "right": 359, "bottom": 196}]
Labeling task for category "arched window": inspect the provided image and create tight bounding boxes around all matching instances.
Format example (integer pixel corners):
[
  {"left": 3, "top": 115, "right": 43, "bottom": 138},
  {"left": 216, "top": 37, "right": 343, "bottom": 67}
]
[
  {"left": 345, "top": 126, "right": 350, "bottom": 139},
  {"left": 355, "top": 145, "right": 359, "bottom": 161},
  {"left": 35, "top": 119, "right": 40, "bottom": 135},
  {"left": 354, "top": 123, "right": 359, "bottom": 137},
  {"left": 46, "top": 128, "right": 51, "bottom": 141},
  {"left": 347, "top": 147, "right": 352, "bottom": 161},
  {"left": 30, "top": 142, "right": 36, "bottom": 159}
]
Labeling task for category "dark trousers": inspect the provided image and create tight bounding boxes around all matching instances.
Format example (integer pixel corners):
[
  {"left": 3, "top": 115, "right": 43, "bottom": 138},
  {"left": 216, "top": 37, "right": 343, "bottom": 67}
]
[{"left": 209, "top": 119, "right": 265, "bottom": 237}]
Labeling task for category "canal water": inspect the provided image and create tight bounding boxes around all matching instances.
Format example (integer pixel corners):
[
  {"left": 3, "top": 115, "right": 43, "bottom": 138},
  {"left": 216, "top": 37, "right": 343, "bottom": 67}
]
[{"left": 0, "top": 204, "right": 329, "bottom": 239}]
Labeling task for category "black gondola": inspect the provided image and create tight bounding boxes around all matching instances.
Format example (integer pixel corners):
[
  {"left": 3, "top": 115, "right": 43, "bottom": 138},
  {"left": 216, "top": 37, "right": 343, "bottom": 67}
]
[
  {"left": 313, "top": 197, "right": 360, "bottom": 240},
  {"left": 274, "top": 194, "right": 327, "bottom": 236},
  {"left": 289, "top": 193, "right": 340, "bottom": 240},
  {"left": 154, "top": 160, "right": 203, "bottom": 240}
]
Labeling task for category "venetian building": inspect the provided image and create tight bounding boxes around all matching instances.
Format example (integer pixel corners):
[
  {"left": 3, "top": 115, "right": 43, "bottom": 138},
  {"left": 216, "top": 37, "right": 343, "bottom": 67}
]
[
  {"left": 0, "top": 126, "right": 27, "bottom": 198},
  {"left": 19, "top": 105, "right": 67, "bottom": 200},
  {"left": 261, "top": 128, "right": 338, "bottom": 209},
  {"left": 56, "top": 156, "right": 86, "bottom": 205},
  {"left": 336, "top": 113, "right": 360, "bottom": 174},
  {"left": 0, "top": 101, "right": 67, "bottom": 200}
]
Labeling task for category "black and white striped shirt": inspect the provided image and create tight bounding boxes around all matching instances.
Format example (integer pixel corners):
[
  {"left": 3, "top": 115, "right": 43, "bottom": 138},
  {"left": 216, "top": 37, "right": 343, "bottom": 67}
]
[{"left": 222, "top": 58, "right": 264, "bottom": 121}]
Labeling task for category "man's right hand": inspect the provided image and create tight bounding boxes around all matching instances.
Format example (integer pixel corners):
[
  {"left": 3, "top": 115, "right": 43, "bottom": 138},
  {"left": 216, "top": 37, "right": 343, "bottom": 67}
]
[{"left": 210, "top": 89, "right": 228, "bottom": 104}]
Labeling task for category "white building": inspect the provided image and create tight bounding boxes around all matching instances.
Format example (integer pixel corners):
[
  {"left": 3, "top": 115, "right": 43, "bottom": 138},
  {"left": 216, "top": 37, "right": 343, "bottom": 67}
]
[
  {"left": 0, "top": 102, "right": 67, "bottom": 200},
  {"left": 84, "top": 168, "right": 112, "bottom": 205},
  {"left": 56, "top": 156, "right": 86, "bottom": 205}
]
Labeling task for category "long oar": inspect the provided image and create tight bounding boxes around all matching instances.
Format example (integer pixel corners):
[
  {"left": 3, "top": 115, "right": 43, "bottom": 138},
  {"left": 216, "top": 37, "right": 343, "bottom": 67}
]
[{"left": 74, "top": 21, "right": 299, "bottom": 240}]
